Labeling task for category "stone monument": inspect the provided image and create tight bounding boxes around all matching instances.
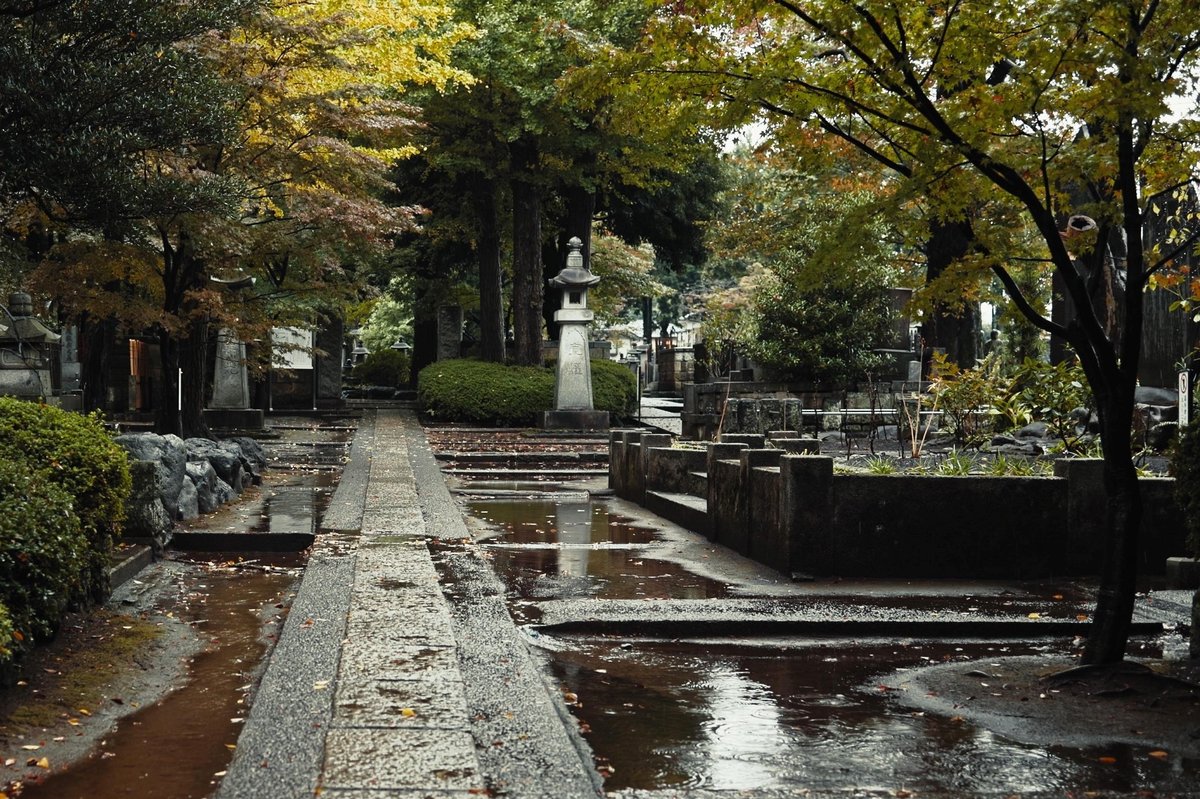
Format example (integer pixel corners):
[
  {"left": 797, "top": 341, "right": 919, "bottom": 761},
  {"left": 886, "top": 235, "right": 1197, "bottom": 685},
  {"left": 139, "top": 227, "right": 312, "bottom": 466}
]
[
  {"left": 542, "top": 237, "right": 609, "bottom": 430},
  {"left": 0, "top": 291, "right": 60, "bottom": 400},
  {"left": 203, "top": 276, "right": 264, "bottom": 430}
]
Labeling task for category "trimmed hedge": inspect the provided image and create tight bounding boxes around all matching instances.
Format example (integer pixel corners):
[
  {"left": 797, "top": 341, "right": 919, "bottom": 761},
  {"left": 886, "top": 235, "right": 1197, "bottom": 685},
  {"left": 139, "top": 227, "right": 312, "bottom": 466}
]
[
  {"left": 0, "top": 459, "right": 87, "bottom": 661},
  {"left": 418, "top": 358, "right": 637, "bottom": 426},
  {"left": 0, "top": 398, "right": 130, "bottom": 603},
  {"left": 590, "top": 358, "right": 638, "bottom": 418}
]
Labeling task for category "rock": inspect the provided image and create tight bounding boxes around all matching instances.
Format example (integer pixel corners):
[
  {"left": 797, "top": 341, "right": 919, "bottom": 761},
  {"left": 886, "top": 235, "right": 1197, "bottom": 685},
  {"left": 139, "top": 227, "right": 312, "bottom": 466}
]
[
  {"left": 1015, "top": 422, "right": 1049, "bottom": 440},
  {"left": 185, "top": 437, "right": 243, "bottom": 493},
  {"left": 178, "top": 478, "right": 199, "bottom": 520},
  {"left": 114, "top": 433, "right": 187, "bottom": 519},
  {"left": 123, "top": 460, "right": 172, "bottom": 551},
  {"left": 226, "top": 436, "right": 268, "bottom": 470},
  {"left": 219, "top": 438, "right": 264, "bottom": 486},
  {"left": 213, "top": 477, "right": 236, "bottom": 507},
  {"left": 990, "top": 434, "right": 1019, "bottom": 447},
  {"left": 1136, "top": 385, "right": 1178, "bottom": 407},
  {"left": 990, "top": 441, "right": 1043, "bottom": 456},
  {"left": 186, "top": 460, "right": 221, "bottom": 514}
]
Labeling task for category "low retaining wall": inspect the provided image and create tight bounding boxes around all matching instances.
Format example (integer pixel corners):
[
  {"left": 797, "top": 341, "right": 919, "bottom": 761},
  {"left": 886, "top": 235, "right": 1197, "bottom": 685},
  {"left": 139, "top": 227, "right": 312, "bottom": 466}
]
[{"left": 610, "top": 430, "right": 1188, "bottom": 579}]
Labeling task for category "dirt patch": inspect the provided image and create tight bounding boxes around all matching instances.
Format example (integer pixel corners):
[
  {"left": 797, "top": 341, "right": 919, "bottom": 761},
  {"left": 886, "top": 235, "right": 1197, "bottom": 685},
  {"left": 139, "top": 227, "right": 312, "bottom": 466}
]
[{"left": 885, "top": 655, "right": 1200, "bottom": 758}]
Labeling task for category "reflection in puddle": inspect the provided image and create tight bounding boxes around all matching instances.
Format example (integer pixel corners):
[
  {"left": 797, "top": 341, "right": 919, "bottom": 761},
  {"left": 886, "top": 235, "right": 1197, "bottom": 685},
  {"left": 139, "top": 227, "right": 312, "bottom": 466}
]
[
  {"left": 19, "top": 561, "right": 300, "bottom": 799},
  {"left": 550, "top": 639, "right": 1194, "bottom": 795},
  {"left": 466, "top": 500, "right": 729, "bottom": 600}
]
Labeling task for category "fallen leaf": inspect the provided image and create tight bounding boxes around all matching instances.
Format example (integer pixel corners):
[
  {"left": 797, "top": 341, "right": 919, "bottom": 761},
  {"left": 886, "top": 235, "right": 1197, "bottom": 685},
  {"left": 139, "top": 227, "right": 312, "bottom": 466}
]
[
  {"left": 1027, "top": 612, "right": 1041, "bottom": 620},
  {"left": 312, "top": 681, "right": 329, "bottom": 691},
  {"left": 1099, "top": 755, "right": 1118, "bottom": 764},
  {"left": 1076, "top": 614, "right": 1090, "bottom": 622},
  {"left": 78, "top": 708, "right": 91, "bottom": 716},
  {"left": 35, "top": 758, "right": 49, "bottom": 770},
  {"left": 20, "top": 746, "right": 40, "bottom": 751},
  {"left": 225, "top": 744, "right": 236, "bottom": 751},
  {"left": 1148, "top": 750, "right": 1169, "bottom": 760},
  {"left": 401, "top": 708, "right": 416, "bottom": 718}
]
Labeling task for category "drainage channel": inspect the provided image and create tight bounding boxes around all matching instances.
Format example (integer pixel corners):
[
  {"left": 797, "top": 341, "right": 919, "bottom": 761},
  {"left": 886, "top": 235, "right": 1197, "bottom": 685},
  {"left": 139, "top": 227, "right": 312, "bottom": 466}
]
[
  {"left": 3, "top": 416, "right": 353, "bottom": 799},
  {"left": 459, "top": 489, "right": 1195, "bottom": 796}
]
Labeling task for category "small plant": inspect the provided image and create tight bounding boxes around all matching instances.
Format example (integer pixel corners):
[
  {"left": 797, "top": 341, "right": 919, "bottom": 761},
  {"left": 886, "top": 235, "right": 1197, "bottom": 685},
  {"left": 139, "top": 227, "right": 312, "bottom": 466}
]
[
  {"left": 929, "top": 351, "right": 1004, "bottom": 447},
  {"left": 936, "top": 450, "right": 978, "bottom": 475},
  {"left": 1008, "top": 357, "right": 1093, "bottom": 451},
  {"left": 865, "top": 455, "right": 898, "bottom": 475}
]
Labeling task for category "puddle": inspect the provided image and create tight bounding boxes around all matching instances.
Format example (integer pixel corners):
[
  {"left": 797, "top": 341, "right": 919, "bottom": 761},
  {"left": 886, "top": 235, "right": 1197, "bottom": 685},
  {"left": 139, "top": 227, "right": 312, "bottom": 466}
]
[
  {"left": 18, "top": 559, "right": 300, "bottom": 799},
  {"left": 177, "top": 468, "right": 336, "bottom": 536},
  {"left": 466, "top": 499, "right": 730, "bottom": 601},
  {"left": 549, "top": 638, "right": 1195, "bottom": 794}
]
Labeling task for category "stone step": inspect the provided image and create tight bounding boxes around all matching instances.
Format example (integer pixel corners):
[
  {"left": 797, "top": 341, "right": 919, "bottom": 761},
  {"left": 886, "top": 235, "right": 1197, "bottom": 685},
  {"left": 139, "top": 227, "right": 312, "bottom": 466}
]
[{"left": 643, "top": 490, "right": 709, "bottom": 537}]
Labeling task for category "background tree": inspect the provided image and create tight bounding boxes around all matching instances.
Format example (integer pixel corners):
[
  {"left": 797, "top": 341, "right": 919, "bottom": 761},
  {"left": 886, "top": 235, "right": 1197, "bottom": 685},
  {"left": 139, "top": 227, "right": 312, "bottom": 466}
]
[{"left": 629, "top": 0, "right": 1200, "bottom": 664}]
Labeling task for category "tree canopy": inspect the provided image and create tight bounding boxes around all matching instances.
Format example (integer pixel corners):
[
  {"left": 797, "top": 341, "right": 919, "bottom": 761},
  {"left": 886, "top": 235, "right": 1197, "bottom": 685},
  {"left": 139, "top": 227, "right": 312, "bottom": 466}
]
[{"left": 616, "top": 0, "right": 1200, "bottom": 664}]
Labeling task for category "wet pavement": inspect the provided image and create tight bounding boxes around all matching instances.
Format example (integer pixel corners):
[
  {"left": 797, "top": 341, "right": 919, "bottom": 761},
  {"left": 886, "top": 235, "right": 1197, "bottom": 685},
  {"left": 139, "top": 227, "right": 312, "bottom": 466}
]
[{"left": 102, "top": 409, "right": 1196, "bottom": 798}]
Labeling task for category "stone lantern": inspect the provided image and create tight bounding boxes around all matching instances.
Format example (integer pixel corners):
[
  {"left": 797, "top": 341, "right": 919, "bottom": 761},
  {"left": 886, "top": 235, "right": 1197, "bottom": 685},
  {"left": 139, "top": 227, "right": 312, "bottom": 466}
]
[
  {"left": 542, "top": 237, "right": 609, "bottom": 430},
  {"left": 0, "top": 291, "right": 60, "bottom": 400}
]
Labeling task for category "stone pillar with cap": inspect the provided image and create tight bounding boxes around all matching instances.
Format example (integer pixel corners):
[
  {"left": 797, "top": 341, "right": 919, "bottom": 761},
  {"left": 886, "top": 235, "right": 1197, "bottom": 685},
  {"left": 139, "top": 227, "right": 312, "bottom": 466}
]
[{"left": 542, "top": 237, "right": 610, "bottom": 430}]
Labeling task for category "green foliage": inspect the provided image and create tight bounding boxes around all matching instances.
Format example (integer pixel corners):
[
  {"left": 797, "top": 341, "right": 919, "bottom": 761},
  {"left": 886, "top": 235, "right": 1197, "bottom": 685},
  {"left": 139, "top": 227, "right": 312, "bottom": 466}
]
[
  {"left": 0, "top": 459, "right": 88, "bottom": 662},
  {"left": 1007, "top": 358, "right": 1093, "bottom": 449},
  {"left": 935, "top": 450, "right": 979, "bottom": 476},
  {"left": 418, "top": 358, "right": 635, "bottom": 425},
  {"left": 1171, "top": 418, "right": 1200, "bottom": 558},
  {"left": 352, "top": 349, "right": 412, "bottom": 388},
  {"left": 419, "top": 360, "right": 553, "bottom": 426},
  {"left": 0, "top": 602, "right": 12, "bottom": 663},
  {"left": 590, "top": 358, "right": 638, "bottom": 419},
  {"left": 0, "top": 398, "right": 131, "bottom": 602},
  {"left": 706, "top": 154, "right": 901, "bottom": 386},
  {"left": 929, "top": 352, "right": 1005, "bottom": 446},
  {"left": 865, "top": 455, "right": 898, "bottom": 475}
]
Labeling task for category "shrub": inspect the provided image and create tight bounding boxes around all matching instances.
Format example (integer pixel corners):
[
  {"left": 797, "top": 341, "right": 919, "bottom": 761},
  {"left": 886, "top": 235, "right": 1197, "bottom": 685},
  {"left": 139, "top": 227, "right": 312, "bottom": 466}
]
[
  {"left": 590, "top": 358, "right": 638, "bottom": 419},
  {"left": 0, "top": 459, "right": 87, "bottom": 660},
  {"left": 418, "top": 358, "right": 637, "bottom": 425},
  {"left": 352, "top": 349, "right": 411, "bottom": 387},
  {"left": 419, "top": 359, "right": 554, "bottom": 425},
  {"left": 0, "top": 398, "right": 131, "bottom": 601}
]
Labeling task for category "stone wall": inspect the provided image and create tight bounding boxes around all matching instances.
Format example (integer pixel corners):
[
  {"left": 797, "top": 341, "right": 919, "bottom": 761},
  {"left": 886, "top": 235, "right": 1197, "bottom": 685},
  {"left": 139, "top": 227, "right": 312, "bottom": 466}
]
[{"left": 610, "top": 430, "right": 1189, "bottom": 579}]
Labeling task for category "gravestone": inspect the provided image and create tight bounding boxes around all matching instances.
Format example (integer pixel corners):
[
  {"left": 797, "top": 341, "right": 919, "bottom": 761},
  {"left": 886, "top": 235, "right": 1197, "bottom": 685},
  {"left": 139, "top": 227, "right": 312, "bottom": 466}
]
[{"left": 437, "top": 305, "right": 463, "bottom": 361}]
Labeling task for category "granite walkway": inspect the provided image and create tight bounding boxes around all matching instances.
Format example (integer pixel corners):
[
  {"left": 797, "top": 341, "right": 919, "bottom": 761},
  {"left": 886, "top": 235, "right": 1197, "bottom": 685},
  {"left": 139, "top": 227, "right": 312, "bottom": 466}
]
[{"left": 216, "top": 409, "right": 601, "bottom": 799}]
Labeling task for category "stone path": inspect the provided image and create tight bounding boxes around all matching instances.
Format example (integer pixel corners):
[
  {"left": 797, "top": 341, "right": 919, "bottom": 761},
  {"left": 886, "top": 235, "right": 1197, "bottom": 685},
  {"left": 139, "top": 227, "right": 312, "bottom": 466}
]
[{"left": 217, "top": 409, "right": 599, "bottom": 799}]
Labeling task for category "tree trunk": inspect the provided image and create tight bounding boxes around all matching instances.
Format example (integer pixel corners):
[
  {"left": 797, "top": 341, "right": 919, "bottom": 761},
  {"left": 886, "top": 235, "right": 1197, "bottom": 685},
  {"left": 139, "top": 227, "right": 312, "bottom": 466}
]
[
  {"left": 511, "top": 141, "right": 544, "bottom": 366},
  {"left": 925, "top": 218, "right": 980, "bottom": 367},
  {"left": 79, "top": 314, "right": 115, "bottom": 413},
  {"left": 180, "top": 310, "right": 210, "bottom": 439},
  {"left": 155, "top": 327, "right": 181, "bottom": 436},
  {"left": 473, "top": 180, "right": 506, "bottom": 363},
  {"left": 1083, "top": 382, "right": 1142, "bottom": 664}
]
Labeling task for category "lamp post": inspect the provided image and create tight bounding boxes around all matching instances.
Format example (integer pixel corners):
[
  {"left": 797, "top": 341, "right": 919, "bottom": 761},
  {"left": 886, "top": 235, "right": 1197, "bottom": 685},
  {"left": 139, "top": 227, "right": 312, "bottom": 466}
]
[{"left": 542, "top": 237, "right": 609, "bottom": 430}]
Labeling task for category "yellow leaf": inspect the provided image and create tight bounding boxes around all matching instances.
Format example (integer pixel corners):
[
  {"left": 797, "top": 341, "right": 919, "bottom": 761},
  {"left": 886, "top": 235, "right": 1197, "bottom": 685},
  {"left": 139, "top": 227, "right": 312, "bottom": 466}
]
[
  {"left": 225, "top": 744, "right": 237, "bottom": 751},
  {"left": 401, "top": 708, "right": 416, "bottom": 718},
  {"left": 36, "top": 757, "right": 49, "bottom": 769},
  {"left": 78, "top": 708, "right": 91, "bottom": 716},
  {"left": 1027, "top": 612, "right": 1041, "bottom": 619}
]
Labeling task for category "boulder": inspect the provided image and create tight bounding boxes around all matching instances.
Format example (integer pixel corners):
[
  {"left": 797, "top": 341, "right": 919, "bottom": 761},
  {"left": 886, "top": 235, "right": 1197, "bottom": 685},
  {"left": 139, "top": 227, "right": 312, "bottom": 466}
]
[
  {"left": 186, "top": 460, "right": 221, "bottom": 514},
  {"left": 123, "top": 460, "right": 172, "bottom": 551},
  {"left": 114, "top": 432, "right": 187, "bottom": 519},
  {"left": 185, "top": 437, "right": 244, "bottom": 493},
  {"left": 219, "top": 439, "right": 262, "bottom": 487},
  {"left": 178, "top": 478, "right": 200, "bottom": 521},
  {"left": 1135, "top": 385, "right": 1178, "bottom": 407},
  {"left": 1014, "top": 422, "right": 1049, "bottom": 440}
]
